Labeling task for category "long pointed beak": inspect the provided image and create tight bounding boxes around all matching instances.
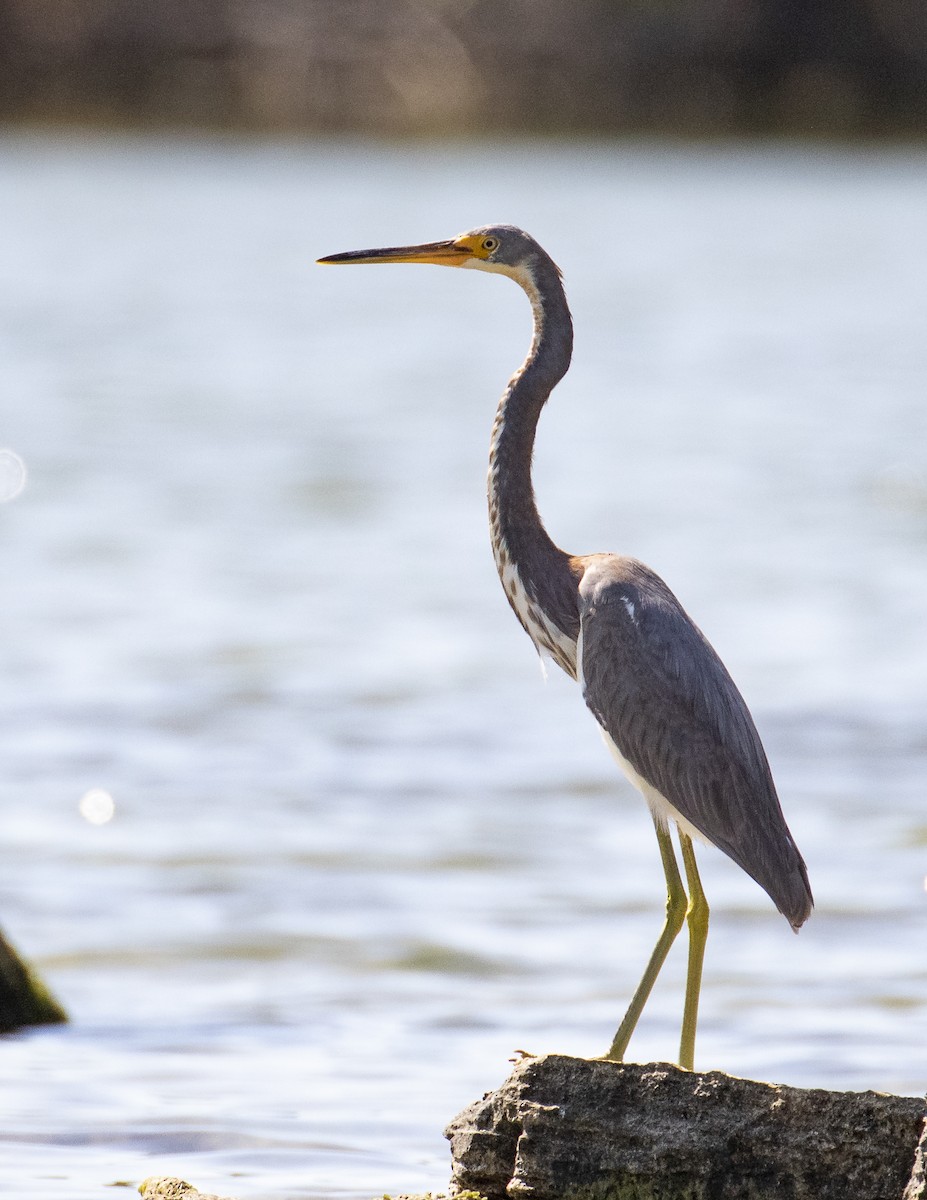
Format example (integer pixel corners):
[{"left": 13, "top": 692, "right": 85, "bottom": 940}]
[{"left": 317, "top": 238, "right": 474, "bottom": 268}]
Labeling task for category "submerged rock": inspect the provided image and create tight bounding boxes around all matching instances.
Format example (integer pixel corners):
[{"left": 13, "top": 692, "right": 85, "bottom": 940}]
[
  {"left": 0, "top": 926, "right": 67, "bottom": 1033},
  {"left": 445, "top": 1054, "right": 925, "bottom": 1200}
]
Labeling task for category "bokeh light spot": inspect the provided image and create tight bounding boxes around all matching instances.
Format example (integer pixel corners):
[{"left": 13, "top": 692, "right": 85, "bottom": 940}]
[
  {"left": 0, "top": 449, "right": 27, "bottom": 502},
  {"left": 79, "top": 789, "right": 115, "bottom": 825}
]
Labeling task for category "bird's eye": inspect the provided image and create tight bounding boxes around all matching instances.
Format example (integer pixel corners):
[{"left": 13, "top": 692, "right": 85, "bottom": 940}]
[{"left": 482, "top": 237, "right": 498, "bottom": 252}]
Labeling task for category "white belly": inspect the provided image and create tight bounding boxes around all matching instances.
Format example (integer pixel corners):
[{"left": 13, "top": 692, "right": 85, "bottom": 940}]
[
  {"left": 574, "top": 628, "right": 709, "bottom": 846},
  {"left": 600, "top": 731, "right": 709, "bottom": 846}
]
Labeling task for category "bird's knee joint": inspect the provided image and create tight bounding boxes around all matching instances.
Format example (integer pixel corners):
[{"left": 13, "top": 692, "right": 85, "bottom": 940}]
[
  {"left": 665, "top": 888, "right": 688, "bottom": 930},
  {"left": 686, "top": 892, "right": 709, "bottom": 931}
]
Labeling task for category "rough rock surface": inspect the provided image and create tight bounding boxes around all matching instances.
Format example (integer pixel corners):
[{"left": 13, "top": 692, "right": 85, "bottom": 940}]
[
  {"left": 904, "top": 1109, "right": 927, "bottom": 1200},
  {"left": 445, "top": 1054, "right": 925, "bottom": 1200},
  {"left": 138, "top": 1179, "right": 238, "bottom": 1200}
]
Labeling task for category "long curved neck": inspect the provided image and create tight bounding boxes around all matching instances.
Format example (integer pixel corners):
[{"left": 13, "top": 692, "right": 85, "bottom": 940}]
[{"left": 488, "top": 255, "right": 581, "bottom": 665}]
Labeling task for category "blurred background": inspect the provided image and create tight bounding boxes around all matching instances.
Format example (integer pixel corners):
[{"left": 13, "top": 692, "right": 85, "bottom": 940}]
[
  {"left": 4, "top": 0, "right": 927, "bottom": 136},
  {"left": 2, "top": 5, "right": 927, "bottom": 1200}
]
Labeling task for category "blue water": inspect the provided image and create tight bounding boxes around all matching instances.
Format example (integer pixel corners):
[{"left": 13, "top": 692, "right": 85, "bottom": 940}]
[{"left": 1, "top": 132, "right": 926, "bottom": 1198}]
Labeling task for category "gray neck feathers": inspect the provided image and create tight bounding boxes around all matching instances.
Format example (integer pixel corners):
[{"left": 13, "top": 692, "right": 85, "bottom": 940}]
[{"left": 487, "top": 253, "right": 580, "bottom": 643}]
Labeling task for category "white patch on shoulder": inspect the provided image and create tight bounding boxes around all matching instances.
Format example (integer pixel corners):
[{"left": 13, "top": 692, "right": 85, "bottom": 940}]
[
  {"left": 600, "top": 730, "right": 710, "bottom": 847},
  {"left": 622, "top": 596, "right": 637, "bottom": 623}
]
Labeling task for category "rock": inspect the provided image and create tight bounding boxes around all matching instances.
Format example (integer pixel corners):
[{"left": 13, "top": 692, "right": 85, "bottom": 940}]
[
  {"left": 0, "top": 926, "right": 68, "bottom": 1033},
  {"left": 445, "top": 1054, "right": 925, "bottom": 1200},
  {"left": 138, "top": 1179, "right": 238, "bottom": 1200},
  {"left": 904, "top": 1108, "right": 927, "bottom": 1200}
]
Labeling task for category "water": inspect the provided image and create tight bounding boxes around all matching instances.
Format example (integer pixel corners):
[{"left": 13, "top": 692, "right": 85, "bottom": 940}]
[{"left": 1, "top": 132, "right": 927, "bottom": 1198}]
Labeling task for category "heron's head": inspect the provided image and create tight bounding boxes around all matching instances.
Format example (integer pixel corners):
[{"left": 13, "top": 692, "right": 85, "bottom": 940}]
[{"left": 318, "top": 225, "right": 559, "bottom": 285}]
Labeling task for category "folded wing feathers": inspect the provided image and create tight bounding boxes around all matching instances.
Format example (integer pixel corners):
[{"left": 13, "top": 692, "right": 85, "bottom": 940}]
[{"left": 578, "top": 555, "right": 812, "bottom": 929}]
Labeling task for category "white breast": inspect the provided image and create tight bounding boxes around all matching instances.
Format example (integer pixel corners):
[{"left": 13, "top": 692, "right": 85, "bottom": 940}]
[{"left": 494, "top": 547, "right": 578, "bottom": 678}]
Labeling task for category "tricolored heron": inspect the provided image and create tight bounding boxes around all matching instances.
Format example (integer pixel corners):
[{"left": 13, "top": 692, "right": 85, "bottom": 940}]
[{"left": 318, "top": 225, "right": 812, "bottom": 1071}]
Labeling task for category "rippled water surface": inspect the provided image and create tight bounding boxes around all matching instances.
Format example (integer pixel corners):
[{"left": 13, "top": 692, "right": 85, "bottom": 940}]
[{"left": 2, "top": 133, "right": 927, "bottom": 1197}]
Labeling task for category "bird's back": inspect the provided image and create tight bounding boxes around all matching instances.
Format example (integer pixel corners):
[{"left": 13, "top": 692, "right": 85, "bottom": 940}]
[{"left": 577, "top": 554, "right": 812, "bottom": 930}]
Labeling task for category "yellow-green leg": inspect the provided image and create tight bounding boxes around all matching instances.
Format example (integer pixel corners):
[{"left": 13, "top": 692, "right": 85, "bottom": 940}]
[
  {"left": 678, "top": 831, "right": 709, "bottom": 1072},
  {"left": 602, "top": 819, "right": 687, "bottom": 1062}
]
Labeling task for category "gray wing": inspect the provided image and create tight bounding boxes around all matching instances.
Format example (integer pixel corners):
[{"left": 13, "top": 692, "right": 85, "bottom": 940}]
[{"left": 578, "top": 555, "right": 812, "bottom": 929}]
